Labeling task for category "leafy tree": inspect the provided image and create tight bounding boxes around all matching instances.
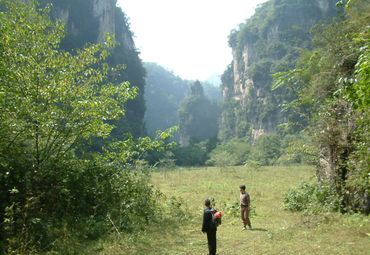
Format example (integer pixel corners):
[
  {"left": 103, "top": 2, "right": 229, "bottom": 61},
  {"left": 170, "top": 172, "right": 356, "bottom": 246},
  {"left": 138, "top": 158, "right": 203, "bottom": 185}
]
[
  {"left": 172, "top": 142, "right": 209, "bottom": 166},
  {"left": 41, "top": 0, "right": 147, "bottom": 140},
  {"left": 251, "top": 134, "right": 282, "bottom": 166},
  {"left": 277, "top": 133, "right": 319, "bottom": 165},
  {"left": 0, "top": 1, "right": 164, "bottom": 252},
  {"left": 178, "top": 81, "right": 220, "bottom": 146},
  {"left": 207, "top": 138, "right": 251, "bottom": 166},
  {"left": 275, "top": 0, "right": 370, "bottom": 213},
  {"left": 340, "top": 0, "right": 370, "bottom": 213},
  {"left": 0, "top": 0, "right": 137, "bottom": 168}
]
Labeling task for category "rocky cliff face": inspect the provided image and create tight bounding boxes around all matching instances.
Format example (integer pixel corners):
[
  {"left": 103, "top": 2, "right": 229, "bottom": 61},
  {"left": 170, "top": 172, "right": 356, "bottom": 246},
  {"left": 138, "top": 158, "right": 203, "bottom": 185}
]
[
  {"left": 93, "top": 0, "right": 116, "bottom": 42},
  {"left": 220, "top": 0, "right": 339, "bottom": 141},
  {"left": 46, "top": 0, "right": 133, "bottom": 49},
  {"left": 44, "top": 0, "right": 145, "bottom": 138}
]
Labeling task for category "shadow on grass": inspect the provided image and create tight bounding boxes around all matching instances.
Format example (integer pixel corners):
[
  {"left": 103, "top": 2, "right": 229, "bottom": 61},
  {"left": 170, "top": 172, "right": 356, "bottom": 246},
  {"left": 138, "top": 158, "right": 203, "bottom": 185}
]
[{"left": 250, "top": 228, "right": 268, "bottom": 232}]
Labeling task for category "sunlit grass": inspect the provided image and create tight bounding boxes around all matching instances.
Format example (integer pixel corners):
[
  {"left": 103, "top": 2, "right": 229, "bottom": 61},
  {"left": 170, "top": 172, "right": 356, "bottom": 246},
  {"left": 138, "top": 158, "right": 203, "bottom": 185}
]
[{"left": 94, "top": 165, "right": 370, "bottom": 255}]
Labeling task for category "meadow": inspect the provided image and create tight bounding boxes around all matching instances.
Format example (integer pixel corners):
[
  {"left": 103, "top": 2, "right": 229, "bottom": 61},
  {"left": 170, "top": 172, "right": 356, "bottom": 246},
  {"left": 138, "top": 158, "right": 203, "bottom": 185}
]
[{"left": 95, "top": 165, "right": 370, "bottom": 255}]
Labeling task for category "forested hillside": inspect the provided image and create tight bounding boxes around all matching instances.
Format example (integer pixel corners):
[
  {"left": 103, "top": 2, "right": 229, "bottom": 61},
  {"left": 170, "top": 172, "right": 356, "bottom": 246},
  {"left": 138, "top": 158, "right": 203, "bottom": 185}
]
[
  {"left": 144, "top": 63, "right": 190, "bottom": 138},
  {"left": 276, "top": 0, "right": 370, "bottom": 214},
  {"left": 217, "top": 0, "right": 369, "bottom": 213},
  {"left": 144, "top": 63, "right": 221, "bottom": 140},
  {"left": 144, "top": 65, "right": 221, "bottom": 165},
  {"left": 220, "top": 0, "right": 339, "bottom": 141}
]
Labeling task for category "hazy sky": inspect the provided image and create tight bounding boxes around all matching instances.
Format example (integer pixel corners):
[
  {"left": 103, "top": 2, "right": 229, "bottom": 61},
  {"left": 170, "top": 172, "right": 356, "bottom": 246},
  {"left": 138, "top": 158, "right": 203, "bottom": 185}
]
[{"left": 117, "top": 0, "right": 267, "bottom": 81}]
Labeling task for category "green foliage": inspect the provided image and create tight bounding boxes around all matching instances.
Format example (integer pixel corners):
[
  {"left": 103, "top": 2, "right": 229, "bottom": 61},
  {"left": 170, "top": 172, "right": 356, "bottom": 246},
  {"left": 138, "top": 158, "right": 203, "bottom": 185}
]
[
  {"left": 209, "top": 134, "right": 286, "bottom": 167},
  {"left": 156, "top": 151, "right": 177, "bottom": 170},
  {"left": 45, "top": 0, "right": 147, "bottom": 140},
  {"left": 172, "top": 141, "right": 209, "bottom": 166},
  {"left": 0, "top": 0, "right": 136, "bottom": 164},
  {"left": 144, "top": 62, "right": 190, "bottom": 139},
  {"left": 342, "top": 9, "right": 370, "bottom": 110},
  {"left": 101, "top": 127, "right": 177, "bottom": 168},
  {"left": 207, "top": 139, "right": 251, "bottom": 166},
  {"left": 250, "top": 134, "right": 282, "bottom": 166},
  {"left": 277, "top": 133, "right": 319, "bottom": 165},
  {"left": 0, "top": 1, "right": 167, "bottom": 253},
  {"left": 221, "top": 0, "right": 340, "bottom": 140},
  {"left": 209, "top": 134, "right": 287, "bottom": 167},
  {"left": 283, "top": 182, "right": 342, "bottom": 213},
  {"left": 178, "top": 81, "right": 219, "bottom": 145},
  {"left": 274, "top": 0, "right": 370, "bottom": 213},
  {"left": 341, "top": 0, "right": 370, "bottom": 214}
]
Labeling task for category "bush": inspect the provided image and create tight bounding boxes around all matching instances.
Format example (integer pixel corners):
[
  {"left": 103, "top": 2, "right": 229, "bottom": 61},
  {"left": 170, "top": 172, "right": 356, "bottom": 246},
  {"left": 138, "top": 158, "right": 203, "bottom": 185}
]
[
  {"left": 277, "top": 133, "right": 319, "bottom": 165},
  {"left": 1, "top": 157, "right": 162, "bottom": 253},
  {"left": 251, "top": 134, "right": 282, "bottom": 165},
  {"left": 283, "top": 182, "right": 342, "bottom": 213},
  {"left": 173, "top": 142, "right": 209, "bottom": 166},
  {"left": 207, "top": 139, "right": 251, "bottom": 166},
  {"left": 224, "top": 201, "right": 257, "bottom": 218}
]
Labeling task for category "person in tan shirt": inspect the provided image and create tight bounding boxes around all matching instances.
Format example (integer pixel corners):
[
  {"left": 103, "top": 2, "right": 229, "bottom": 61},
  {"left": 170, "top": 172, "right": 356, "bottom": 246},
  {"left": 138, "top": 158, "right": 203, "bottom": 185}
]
[{"left": 240, "top": 184, "right": 252, "bottom": 230}]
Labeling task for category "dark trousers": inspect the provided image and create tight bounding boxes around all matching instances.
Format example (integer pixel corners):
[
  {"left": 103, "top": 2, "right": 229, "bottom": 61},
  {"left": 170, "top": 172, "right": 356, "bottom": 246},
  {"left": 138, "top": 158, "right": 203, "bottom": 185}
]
[{"left": 206, "top": 230, "right": 216, "bottom": 255}]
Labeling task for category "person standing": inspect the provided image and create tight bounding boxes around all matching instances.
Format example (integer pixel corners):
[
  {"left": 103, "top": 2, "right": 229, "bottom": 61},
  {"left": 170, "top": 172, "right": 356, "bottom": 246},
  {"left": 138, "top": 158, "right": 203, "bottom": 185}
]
[
  {"left": 240, "top": 184, "right": 252, "bottom": 230},
  {"left": 202, "top": 198, "right": 217, "bottom": 255}
]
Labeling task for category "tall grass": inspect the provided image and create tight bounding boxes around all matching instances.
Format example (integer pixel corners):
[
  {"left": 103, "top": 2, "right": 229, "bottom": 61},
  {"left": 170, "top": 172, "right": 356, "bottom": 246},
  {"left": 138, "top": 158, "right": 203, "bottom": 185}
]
[{"left": 67, "top": 165, "right": 370, "bottom": 254}]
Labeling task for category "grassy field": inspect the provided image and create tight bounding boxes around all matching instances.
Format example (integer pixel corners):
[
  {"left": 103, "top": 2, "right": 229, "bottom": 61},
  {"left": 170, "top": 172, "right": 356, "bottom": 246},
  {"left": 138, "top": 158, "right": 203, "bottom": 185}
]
[{"left": 96, "top": 165, "right": 370, "bottom": 255}]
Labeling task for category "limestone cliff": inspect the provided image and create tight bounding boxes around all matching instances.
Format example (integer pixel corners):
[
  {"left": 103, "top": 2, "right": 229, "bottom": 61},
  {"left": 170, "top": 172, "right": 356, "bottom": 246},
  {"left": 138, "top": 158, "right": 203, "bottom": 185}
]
[
  {"left": 41, "top": 0, "right": 146, "bottom": 138},
  {"left": 220, "top": 0, "right": 339, "bottom": 141}
]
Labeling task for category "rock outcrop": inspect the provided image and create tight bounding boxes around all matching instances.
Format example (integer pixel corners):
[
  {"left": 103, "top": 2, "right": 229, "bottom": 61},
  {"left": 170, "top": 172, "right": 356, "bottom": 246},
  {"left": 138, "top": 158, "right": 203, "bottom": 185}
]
[
  {"left": 220, "top": 0, "right": 339, "bottom": 141},
  {"left": 42, "top": 0, "right": 146, "bottom": 138}
]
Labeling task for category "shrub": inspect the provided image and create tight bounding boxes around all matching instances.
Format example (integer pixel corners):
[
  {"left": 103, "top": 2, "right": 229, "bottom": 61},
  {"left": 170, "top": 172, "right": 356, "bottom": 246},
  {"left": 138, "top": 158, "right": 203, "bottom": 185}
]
[
  {"left": 207, "top": 139, "right": 251, "bottom": 166},
  {"left": 173, "top": 142, "right": 209, "bottom": 166},
  {"left": 283, "top": 181, "right": 342, "bottom": 213},
  {"left": 1, "top": 157, "right": 162, "bottom": 253},
  {"left": 224, "top": 201, "right": 257, "bottom": 219},
  {"left": 251, "top": 134, "right": 282, "bottom": 165},
  {"left": 277, "top": 133, "right": 319, "bottom": 165}
]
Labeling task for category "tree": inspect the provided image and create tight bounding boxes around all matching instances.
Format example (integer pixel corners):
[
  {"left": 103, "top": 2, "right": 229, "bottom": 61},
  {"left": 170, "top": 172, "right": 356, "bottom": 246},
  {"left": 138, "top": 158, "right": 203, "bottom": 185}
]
[
  {"left": 178, "top": 81, "right": 219, "bottom": 147},
  {"left": 273, "top": 0, "right": 370, "bottom": 213},
  {"left": 0, "top": 0, "right": 138, "bottom": 251},
  {"left": 252, "top": 134, "right": 281, "bottom": 166},
  {"left": 0, "top": 0, "right": 137, "bottom": 166}
]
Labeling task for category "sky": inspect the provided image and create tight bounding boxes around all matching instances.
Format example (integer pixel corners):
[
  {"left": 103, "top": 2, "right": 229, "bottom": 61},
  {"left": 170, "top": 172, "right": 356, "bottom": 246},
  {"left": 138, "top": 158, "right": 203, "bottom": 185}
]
[{"left": 117, "top": 0, "right": 268, "bottom": 82}]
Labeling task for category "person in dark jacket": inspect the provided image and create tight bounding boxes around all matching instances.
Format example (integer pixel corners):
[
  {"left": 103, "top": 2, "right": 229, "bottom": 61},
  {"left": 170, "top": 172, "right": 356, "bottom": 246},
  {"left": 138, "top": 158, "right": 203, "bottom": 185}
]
[{"left": 202, "top": 198, "right": 217, "bottom": 255}]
